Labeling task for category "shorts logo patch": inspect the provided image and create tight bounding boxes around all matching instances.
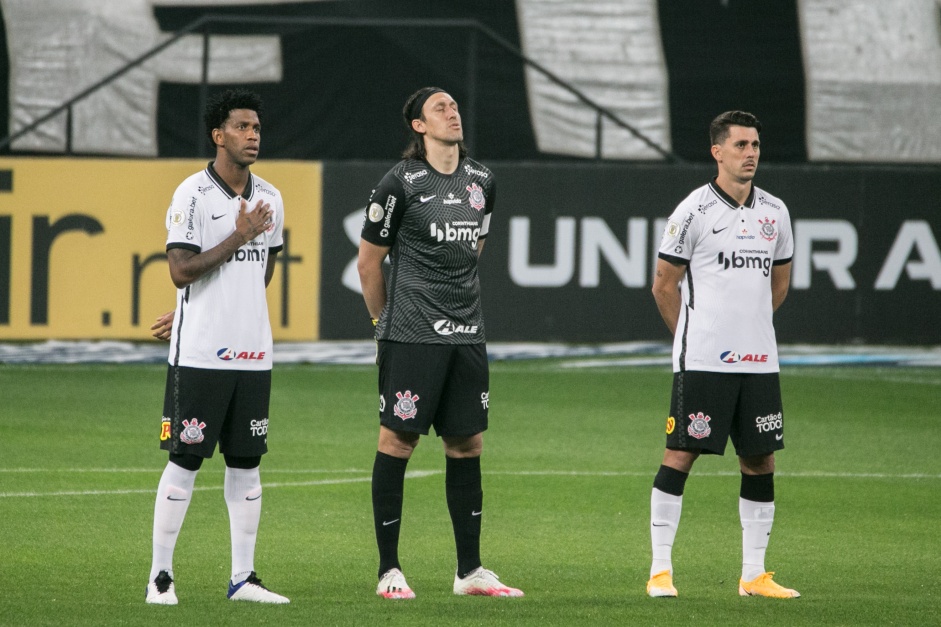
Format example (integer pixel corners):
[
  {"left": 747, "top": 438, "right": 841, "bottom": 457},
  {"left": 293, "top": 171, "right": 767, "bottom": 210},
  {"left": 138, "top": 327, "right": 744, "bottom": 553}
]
[
  {"left": 379, "top": 395, "right": 386, "bottom": 413},
  {"left": 665, "top": 416, "right": 675, "bottom": 435},
  {"left": 250, "top": 418, "right": 268, "bottom": 436},
  {"left": 180, "top": 418, "right": 207, "bottom": 444},
  {"left": 160, "top": 418, "right": 171, "bottom": 441},
  {"left": 687, "top": 412, "right": 712, "bottom": 439},
  {"left": 393, "top": 390, "right": 419, "bottom": 420},
  {"left": 480, "top": 391, "right": 489, "bottom": 409},
  {"left": 755, "top": 412, "right": 783, "bottom": 433}
]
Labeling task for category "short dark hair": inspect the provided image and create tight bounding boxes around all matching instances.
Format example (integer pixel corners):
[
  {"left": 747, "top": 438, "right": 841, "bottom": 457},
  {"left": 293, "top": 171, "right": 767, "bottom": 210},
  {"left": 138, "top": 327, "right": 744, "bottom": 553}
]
[
  {"left": 709, "top": 110, "right": 762, "bottom": 146},
  {"left": 204, "top": 89, "right": 264, "bottom": 144},
  {"left": 401, "top": 86, "right": 467, "bottom": 160}
]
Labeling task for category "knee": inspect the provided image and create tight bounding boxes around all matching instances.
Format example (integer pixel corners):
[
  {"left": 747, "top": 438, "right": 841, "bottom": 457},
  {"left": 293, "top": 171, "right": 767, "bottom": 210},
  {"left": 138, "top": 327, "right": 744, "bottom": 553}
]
[
  {"left": 740, "top": 453, "right": 774, "bottom": 475},
  {"left": 443, "top": 434, "right": 483, "bottom": 458},
  {"left": 662, "top": 448, "right": 698, "bottom": 473},
  {"left": 739, "top": 455, "right": 774, "bottom": 475},
  {"left": 378, "top": 428, "right": 420, "bottom": 458}
]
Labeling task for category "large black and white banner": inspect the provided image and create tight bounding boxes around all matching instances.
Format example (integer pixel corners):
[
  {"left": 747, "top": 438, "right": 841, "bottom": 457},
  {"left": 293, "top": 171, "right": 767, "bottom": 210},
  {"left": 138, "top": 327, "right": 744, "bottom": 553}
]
[
  {"left": 2, "top": 0, "right": 940, "bottom": 163},
  {"left": 321, "top": 162, "right": 941, "bottom": 344}
]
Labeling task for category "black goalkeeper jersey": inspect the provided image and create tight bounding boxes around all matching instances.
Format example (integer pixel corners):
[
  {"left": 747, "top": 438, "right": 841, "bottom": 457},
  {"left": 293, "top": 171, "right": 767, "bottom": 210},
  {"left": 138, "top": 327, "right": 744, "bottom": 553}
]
[{"left": 361, "top": 157, "right": 496, "bottom": 344}]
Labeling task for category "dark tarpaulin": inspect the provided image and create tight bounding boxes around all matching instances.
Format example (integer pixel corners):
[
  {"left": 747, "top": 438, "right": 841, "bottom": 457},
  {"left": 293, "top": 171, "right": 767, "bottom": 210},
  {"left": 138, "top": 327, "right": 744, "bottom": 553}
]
[
  {"left": 153, "top": 0, "right": 540, "bottom": 160},
  {"left": 657, "top": 0, "right": 807, "bottom": 163}
]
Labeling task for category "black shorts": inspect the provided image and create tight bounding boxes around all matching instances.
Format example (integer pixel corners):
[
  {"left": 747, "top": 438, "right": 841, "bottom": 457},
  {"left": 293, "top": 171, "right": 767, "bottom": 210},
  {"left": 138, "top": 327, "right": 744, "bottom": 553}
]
[
  {"left": 377, "top": 341, "right": 489, "bottom": 437},
  {"left": 160, "top": 365, "right": 271, "bottom": 458},
  {"left": 665, "top": 371, "right": 784, "bottom": 457}
]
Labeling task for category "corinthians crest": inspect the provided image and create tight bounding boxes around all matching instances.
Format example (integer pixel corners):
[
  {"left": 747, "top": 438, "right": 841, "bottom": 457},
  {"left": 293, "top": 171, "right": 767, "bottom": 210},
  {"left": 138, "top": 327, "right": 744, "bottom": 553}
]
[
  {"left": 466, "top": 183, "right": 485, "bottom": 211},
  {"left": 180, "top": 418, "right": 207, "bottom": 444},
  {"left": 394, "top": 391, "right": 420, "bottom": 420},
  {"left": 758, "top": 217, "right": 777, "bottom": 241},
  {"left": 687, "top": 412, "right": 712, "bottom": 439}
]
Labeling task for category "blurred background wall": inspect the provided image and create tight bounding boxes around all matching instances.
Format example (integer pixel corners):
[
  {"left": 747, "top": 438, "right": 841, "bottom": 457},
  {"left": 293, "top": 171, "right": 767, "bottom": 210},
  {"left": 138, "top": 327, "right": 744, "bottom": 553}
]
[{"left": 0, "top": 0, "right": 938, "bottom": 343}]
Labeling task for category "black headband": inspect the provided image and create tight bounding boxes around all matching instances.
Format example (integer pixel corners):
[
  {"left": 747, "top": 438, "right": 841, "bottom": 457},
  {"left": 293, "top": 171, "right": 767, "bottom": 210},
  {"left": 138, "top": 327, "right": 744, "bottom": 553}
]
[{"left": 407, "top": 88, "right": 446, "bottom": 123}]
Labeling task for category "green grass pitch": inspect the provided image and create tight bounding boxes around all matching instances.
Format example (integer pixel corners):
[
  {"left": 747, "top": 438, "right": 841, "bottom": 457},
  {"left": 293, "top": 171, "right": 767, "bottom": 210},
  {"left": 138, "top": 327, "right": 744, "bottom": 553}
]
[{"left": 1, "top": 361, "right": 939, "bottom": 625}]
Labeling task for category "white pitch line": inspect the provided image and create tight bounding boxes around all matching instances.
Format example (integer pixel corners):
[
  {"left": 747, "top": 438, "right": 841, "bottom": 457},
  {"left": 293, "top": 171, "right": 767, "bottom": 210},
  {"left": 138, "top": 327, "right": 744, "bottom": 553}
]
[
  {"left": 2, "top": 468, "right": 937, "bottom": 499},
  {"left": 488, "top": 470, "right": 941, "bottom": 479},
  {"left": 0, "top": 470, "right": 440, "bottom": 499},
  {"left": 0, "top": 468, "right": 369, "bottom": 474},
  {"left": 262, "top": 469, "right": 440, "bottom": 488}
]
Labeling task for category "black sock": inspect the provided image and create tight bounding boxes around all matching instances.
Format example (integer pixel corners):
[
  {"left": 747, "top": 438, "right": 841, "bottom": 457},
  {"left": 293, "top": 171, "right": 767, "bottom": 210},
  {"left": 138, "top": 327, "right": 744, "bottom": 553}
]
[
  {"left": 446, "top": 456, "right": 483, "bottom": 579},
  {"left": 653, "top": 464, "right": 689, "bottom": 497},
  {"left": 372, "top": 451, "right": 408, "bottom": 578},
  {"left": 740, "top": 472, "right": 775, "bottom": 502}
]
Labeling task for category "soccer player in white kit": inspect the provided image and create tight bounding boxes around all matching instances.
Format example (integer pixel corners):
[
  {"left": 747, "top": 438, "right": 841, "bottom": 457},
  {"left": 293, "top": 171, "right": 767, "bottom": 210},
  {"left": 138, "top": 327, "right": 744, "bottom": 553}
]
[
  {"left": 646, "top": 111, "right": 800, "bottom": 599},
  {"left": 145, "top": 89, "right": 289, "bottom": 605}
]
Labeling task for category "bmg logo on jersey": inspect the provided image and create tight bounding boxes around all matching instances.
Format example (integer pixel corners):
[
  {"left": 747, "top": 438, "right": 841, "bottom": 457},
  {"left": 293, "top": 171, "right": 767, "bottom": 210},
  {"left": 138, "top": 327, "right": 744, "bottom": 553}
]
[
  {"left": 717, "top": 250, "right": 772, "bottom": 276},
  {"left": 217, "top": 348, "right": 267, "bottom": 361},
  {"left": 226, "top": 244, "right": 267, "bottom": 265},
  {"left": 433, "top": 319, "right": 479, "bottom": 336},
  {"left": 250, "top": 418, "right": 268, "bottom": 437},
  {"left": 430, "top": 221, "right": 480, "bottom": 245}
]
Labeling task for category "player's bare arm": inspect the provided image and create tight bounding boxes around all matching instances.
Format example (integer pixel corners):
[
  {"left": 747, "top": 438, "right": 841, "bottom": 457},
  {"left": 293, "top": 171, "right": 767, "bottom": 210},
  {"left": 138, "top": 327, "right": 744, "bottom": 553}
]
[
  {"left": 771, "top": 262, "right": 792, "bottom": 312},
  {"left": 168, "top": 198, "right": 272, "bottom": 288},
  {"left": 476, "top": 238, "right": 486, "bottom": 257},
  {"left": 651, "top": 257, "right": 686, "bottom": 335},
  {"left": 357, "top": 239, "right": 391, "bottom": 320}
]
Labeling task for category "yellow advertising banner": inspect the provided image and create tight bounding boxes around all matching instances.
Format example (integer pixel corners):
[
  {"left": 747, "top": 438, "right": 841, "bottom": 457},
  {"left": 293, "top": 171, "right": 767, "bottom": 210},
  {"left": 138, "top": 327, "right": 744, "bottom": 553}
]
[{"left": 0, "top": 158, "right": 321, "bottom": 340}]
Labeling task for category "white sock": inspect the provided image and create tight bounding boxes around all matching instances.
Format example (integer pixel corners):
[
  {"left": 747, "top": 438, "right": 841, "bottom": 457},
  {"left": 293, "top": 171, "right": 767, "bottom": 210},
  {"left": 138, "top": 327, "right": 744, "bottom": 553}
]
[
  {"left": 225, "top": 466, "right": 262, "bottom": 583},
  {"left": 150, "top": 462, "right": 198, "bottom": 581},
  {"left": 740, "top": 498, "right": 775, "bottom": 581},
  {"left": 650, "top": 488, "right": 683, "bottom": 578}
]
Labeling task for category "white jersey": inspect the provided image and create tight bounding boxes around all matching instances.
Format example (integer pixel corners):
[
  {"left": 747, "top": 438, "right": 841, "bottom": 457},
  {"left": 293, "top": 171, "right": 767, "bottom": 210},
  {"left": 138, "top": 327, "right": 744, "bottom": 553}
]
[
  {"left": 165, "top": 163, "right": 284, "bottom": 371},
  {"left": 658, "top": 180, "right": 793, "bottom": 374}
]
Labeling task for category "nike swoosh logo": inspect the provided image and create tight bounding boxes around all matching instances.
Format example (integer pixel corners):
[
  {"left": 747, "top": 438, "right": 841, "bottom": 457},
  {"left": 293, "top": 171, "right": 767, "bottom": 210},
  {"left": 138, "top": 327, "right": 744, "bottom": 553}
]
[
  {"left": 471, "top": 511, "right": 482, "bottom": 517},
  {"left": 775, "top": 434, "right": 783, "bottom": 441},
  {"left": 167, "top": 496, "right": 187, "bottom": 501},
  {"left": 712, "top": 226, "right": 728, "bottom": 234},
  {"left": 652, "top": 523, "right": 668, "bottom": 527},
  {"left": 419, "top": 195, "right": 436, "bottom": 203},
  {"left": 212, "top": 213, "right": 226, "bottom": 220},
  {"left": 245, "top": 494, "right": 261, "bottom": 501},
  {"left": 382, "top": 519, "right": 400, "bottom": 526}
]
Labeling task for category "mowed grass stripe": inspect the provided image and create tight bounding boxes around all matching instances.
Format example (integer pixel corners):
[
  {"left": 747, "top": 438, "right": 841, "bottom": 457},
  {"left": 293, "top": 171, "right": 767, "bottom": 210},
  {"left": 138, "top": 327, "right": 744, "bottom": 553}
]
[{"left": 1, "top": 363, "right": 939, "bottom": 626}]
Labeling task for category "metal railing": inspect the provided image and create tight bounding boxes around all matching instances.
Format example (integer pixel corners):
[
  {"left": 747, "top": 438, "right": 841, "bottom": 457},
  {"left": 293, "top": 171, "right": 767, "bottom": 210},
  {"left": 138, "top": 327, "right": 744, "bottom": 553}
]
[{"left": 0, "top": 15, "right": 681, "bottom": 162}]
